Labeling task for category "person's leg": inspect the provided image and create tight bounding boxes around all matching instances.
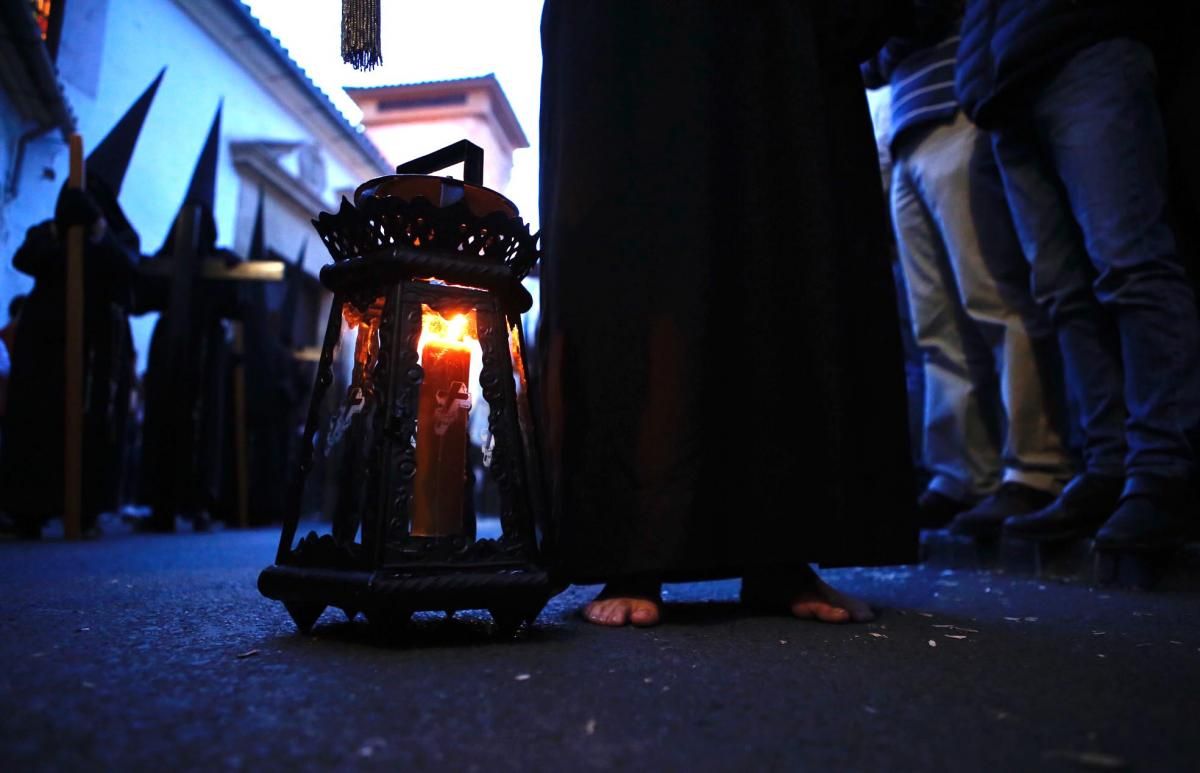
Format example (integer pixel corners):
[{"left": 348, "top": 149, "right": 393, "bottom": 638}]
[
  {"left": 990, "top": 128, "right": 1128, "bottom": 482},
  {"left": 954, "top": 118, "right": 1074, "bottom": 493},
  {"left": 901, "top": 114, "right": 1072, "bottom": 537},
  {"left": 891, "top": 259, "right": 928, "bottom": 481},
  {"left": 1032, "top": 39, "right": 1200, "bottom": 548},
  {"left": 891, "top": 141, "right": 1002, "bottom": 517},
  {"left": 990, "top": 123, "right": 1131, "bottom": 542}
]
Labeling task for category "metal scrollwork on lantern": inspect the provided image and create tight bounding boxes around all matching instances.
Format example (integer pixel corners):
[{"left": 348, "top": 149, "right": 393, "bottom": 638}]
[{"left": 258, "top": 140, "right": 556, "bottom": 634}]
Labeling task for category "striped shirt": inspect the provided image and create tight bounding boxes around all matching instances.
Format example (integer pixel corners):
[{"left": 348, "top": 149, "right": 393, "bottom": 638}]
[{"left": 888, "top": 32, "right": 960, "bottom": 148}]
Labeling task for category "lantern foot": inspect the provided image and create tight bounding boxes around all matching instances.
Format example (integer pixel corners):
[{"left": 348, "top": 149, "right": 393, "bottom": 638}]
[
  {"left": 259, "top": 564, "right": 562, "bottom": 637},
  {"left": 489, "top": 595, "right": 549, "bottom": 634},
  {"left": 366, "top": 607, "right": 413, "bottom": 636},
  {"left": 284, "top": 602, "right": 326, "bottom": 633},
  {"left": 488, "top": 607, "right": 523, "bottom": 634}
]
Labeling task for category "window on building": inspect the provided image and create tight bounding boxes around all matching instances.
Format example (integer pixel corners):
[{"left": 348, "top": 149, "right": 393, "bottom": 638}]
[{"left": 378, "top": 94, "right": 467, "bottom": 112}]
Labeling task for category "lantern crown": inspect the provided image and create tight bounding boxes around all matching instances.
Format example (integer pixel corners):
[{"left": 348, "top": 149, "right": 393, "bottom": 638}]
[{"left": 311, "top": 140, "right": 540, "bottom": 292}]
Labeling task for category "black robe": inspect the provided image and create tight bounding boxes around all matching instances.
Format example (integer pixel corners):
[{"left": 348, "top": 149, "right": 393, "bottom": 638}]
[
  {"left": 240, "top": 281, "right": 303, "bottom": 525},
  {"left": 1, "top": 221, "right": 139, "bottom": 529},
  {"left": 137, "top": 251, "right": 240, "bottom": 525},
  {"left": 537, "top": 0, "right": 919, "bottom": 583}
]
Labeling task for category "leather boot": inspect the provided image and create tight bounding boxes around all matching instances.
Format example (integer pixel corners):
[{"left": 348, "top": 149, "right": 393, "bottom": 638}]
[
  {"left": 1094, "top": 477, "right": 1195, "bottom": 552},
  {"left": 1003, "top": 473, "right": 1123, "bottom": 542},
  {"left": 949, "top": 482, "right": 1056, "bottom": 540}
]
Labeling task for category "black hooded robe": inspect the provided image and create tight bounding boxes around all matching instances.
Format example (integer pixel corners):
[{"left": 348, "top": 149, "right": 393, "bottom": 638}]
[
  {"left": 537, "top": 1, "right": 919, "bottom": 583},
  {"left": 136, "top": 253, "right": 240, "bottom": 527},
  {"left": 2, "top": 219, "right": 139, "bottom": 530}
]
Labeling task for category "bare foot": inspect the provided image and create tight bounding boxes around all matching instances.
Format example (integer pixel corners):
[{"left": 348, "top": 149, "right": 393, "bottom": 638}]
[
  {"left": 789, "top": 575, "right": 874, "bottom": 623},
  {"left": 742, "top": 565, "right": 875, "bottom": 624},
  {"left": 581, "top": 580, "right": 663, "bottom": 627}
]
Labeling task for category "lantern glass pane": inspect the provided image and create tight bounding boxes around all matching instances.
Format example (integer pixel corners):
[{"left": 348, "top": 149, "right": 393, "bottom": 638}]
[
  {"left": 295, "top": 296, "right": 386, "bottom": 551},
  {"left": 507, "top": 317, "right": 541, "bottom": 516}
]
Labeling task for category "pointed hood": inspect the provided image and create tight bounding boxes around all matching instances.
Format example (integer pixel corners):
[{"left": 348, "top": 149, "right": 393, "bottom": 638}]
[
  {"left": 159, "top": 102, "right": 223, "bottom": 256},
  {"left": 248, "top": 189, "right": 266, "bottom": 261},
  {"left": 181, "top": 102, "right": 222, "bottom": 214},
  {"left": 57, "top": 69, "right": 164, "bottom": 248},
  {"left": 86, "top": 68, "right": 165, "bottom": 195}
]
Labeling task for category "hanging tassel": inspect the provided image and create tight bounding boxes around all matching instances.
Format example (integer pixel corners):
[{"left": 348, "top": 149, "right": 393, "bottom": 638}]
[{"left": 341, "top": 0, "right": 382, "bottom": 71}]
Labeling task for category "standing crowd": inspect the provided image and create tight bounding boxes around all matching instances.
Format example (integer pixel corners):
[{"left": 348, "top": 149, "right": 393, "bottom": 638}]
[
  {"left": 863, "top": 0, "right": 1199, "bottom": 554},
  {"left": 537, "top": 0, "right": 1199, "bottom": 627}
]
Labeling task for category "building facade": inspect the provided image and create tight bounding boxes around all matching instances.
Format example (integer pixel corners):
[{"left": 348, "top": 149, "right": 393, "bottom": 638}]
[
  {"left": 346, "top": 75, "right": 529, "bottom": 194},
  {"left": 1, "top": 0, "right": 392, "bottom": 369}
]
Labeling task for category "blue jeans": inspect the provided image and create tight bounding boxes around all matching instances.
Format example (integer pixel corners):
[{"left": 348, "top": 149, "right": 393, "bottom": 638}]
[{"left": 992, "top": 38, "right": 1200, "bottom": 492}]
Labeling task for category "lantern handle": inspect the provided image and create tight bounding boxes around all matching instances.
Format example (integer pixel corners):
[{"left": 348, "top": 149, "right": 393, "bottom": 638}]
[{"left": 395, "top": 140, "right": 484, "bottom": 186}]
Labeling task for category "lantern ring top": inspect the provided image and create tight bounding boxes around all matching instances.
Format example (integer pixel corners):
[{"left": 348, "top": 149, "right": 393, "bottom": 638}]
[
  {"left": 311, "top": 189, "right": 540, "bottom": 281},
  {"left": 318, "top": 246, "right": 535, "bottom": 313}
]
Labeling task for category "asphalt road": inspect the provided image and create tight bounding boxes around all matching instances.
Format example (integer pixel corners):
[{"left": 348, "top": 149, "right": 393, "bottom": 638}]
[{"left": 1, "top": 525, "right": 1198, "bottom": 771}]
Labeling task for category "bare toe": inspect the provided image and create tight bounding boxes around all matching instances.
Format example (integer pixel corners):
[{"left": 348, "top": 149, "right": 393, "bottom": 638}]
[
  {"left": 814, "top": 578, "right": 875, "bottom": 622},
  {"left": 788, "top": 577, "right": 873, "bottom": 624},
  {"left": 582, "top": 581, "right": 664, "bottom": 628},
  {"left": 584, "top": 599, "right": 627, "bottom": 626},
  {"left": 790, "top": 595, "right": 850, "bottom": 623},
  {"left": 629, "top": 600, "right": 661, "bottom": 627}
]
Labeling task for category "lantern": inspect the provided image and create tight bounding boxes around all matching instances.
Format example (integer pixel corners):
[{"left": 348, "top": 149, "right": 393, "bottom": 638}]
[{"left": 258, "top": 141, "right": 555, "bottom": 633}]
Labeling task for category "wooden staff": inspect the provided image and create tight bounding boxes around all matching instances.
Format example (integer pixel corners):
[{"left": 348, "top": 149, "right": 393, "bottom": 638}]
[{"left": 64, "top": 134, "right": 85, "bottom": 540}]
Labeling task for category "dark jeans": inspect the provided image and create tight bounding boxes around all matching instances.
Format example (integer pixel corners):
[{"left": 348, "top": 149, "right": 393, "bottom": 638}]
[{"left": 991, "top": 38, "right": 1200, "bottom": 493}]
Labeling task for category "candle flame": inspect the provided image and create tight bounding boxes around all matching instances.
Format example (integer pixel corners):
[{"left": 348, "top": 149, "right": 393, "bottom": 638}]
[{"left": 418, "top": 304, "right": 478, "bottom": 356}]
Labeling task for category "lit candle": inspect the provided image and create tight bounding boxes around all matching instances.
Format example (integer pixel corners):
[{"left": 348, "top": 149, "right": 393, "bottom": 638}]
[{"left": 410, "top": 307, "right": 475, "bottom": 537}]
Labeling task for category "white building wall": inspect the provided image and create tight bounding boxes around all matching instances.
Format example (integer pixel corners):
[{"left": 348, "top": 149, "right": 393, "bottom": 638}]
[
  {"left": 59, "top": 0, "right": 366, "bottom": 255},
  {"left": 0, "top": 92, "right": 68, "bottom": 324},
  {"left": 1, "top": 0, "right": 386, "bottom": 370}
]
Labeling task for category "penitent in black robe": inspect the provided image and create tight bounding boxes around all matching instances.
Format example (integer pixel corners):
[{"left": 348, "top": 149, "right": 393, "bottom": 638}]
[
  {"left": 537, "top": 0, "right": 919, "bottom": 584},
  {"left": 2, "top": 220, "right": 139, "bottom": 531},
  {"left": 239, "top": 280, "right": 304, "bottom": 526},
  {"left": 136, "top": 251, "right": 241, "bottom": 528}
]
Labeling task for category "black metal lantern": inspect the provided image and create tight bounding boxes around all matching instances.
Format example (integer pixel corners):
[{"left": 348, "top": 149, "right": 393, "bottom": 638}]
[{"left": 258, "top": 141, "right": 557, "bottom": 633}]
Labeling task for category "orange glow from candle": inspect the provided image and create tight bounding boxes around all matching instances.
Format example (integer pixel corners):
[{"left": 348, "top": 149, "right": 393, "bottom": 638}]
[
  {"left": 343, "top": 296, "right": 386, "bottom": 374},
  {"left": 413, "top": 276, "right": 489, "bottom": 293},
  {"left": 416, "top": 306, "right": 476, "bottom": 357},
  {"left": 411, "top": 305, "right": 479, "bottom": 538}
]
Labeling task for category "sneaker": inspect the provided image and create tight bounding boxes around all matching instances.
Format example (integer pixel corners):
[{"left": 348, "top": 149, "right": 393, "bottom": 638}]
[
  {"left": 1003, "top": 473, "right": 1123, "bottom": 542},
  {"left": 915, "top": 488, "right": 970, "bottom": 529},
  {"left": 949, "top": 482, "right": 1056, "bottom": 540}
]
